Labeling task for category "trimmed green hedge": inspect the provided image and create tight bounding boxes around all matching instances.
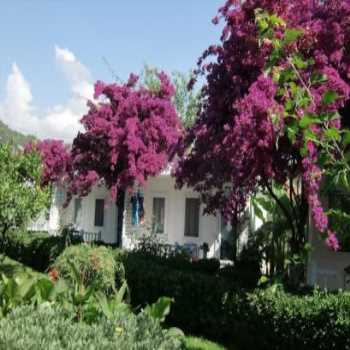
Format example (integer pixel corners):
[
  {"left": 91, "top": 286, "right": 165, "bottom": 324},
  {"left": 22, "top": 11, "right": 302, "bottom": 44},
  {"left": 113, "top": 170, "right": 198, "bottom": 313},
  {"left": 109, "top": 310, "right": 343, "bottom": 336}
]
[
  {"left": 231, "top": 289, "right": 350, "bottom": 350},
  {"left": 130, "top": 251, "right": 221, "bottom": 274},
  {"left": 0, "top": 230, "right": 81, "bottom": 272},
  {"left": 0, "top": 305, "right": 185, "bottom": 350},
  {"left": 115, "top": 251, "right": 238, "bottom": 343},
  {"left": 115, "top": 250, "right": 350, "bottom": 349}
]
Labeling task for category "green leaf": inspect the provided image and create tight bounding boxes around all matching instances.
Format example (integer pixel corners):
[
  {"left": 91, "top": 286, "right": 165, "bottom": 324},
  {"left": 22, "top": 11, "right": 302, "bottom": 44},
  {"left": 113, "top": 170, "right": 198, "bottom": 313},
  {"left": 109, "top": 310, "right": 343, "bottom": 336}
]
[
  {"left": 284, "top": 99, "right": 294, "bottom": 112},
  {"left": 322, "top": 91, "right": 339, "bottom": 105},
  {"left": 299, "top": 115, "right": 321, "bottom": 129},
  {"left": 324, "top": 128, "right": 341, "bottom": 141},
  {"left": 115, "top": 280, "right": 128, "bottom": 304},
  {"left": 291, "top": 54, "right": 308, "bottom": 69},
  {"left": 343, "top": 130, "right": 350, "bottom": 145},
  {"left": 269, "top": 14, "right": 286, "bottom": 27},
  {"left": 279, "top": 69, "right": 296, "bottom": 84},
  {"left": 310, "top": 72, "right": 328, "bottom": 85},
  {"left": 284, "top": 28, "right": 303, "bottom": 44},
  {"left": 303, "top": 129, "right": 318, "bottom": 143},
  {"left": 144, "top": 297, "right": 174, "bottom": 323}
]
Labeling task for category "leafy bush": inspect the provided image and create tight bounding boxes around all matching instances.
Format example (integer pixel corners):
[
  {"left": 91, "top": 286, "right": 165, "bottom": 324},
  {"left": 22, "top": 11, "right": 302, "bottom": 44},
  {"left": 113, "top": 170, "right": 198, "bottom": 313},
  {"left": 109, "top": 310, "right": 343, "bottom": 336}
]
[
  {"left": 230, "top": 289, "right": 350, "bottom": 350},
  {"left": 129, "top": 250, "right": 221, "bottom": 275},
  {"left": 184, "top": 336, "right": 226, "bottom": 350},
  {"left": 115, "top": 251, "right": 237, "bottom": 342},
  {"left": 1, "top": 229, "right": 81, "bottom": 272},
  {"left": 0, "top": 143, "right": 50, "bottom": 240},
  {"left": 53, "top": 245, "right": 121, "bottom": 293},
  {"left": 0, "top": 305, "right": 185, "bottom": 350},
  {"left": 115, "top": 250, "right": 350, "bottom": 348},
  {"left": 0, "top": 255, "right": 54, "bottom": 316}
]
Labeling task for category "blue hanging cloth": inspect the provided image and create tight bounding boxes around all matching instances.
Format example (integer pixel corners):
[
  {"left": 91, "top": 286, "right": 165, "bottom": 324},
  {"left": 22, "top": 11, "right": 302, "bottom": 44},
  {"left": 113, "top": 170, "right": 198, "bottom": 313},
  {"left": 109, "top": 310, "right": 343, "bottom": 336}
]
[
  {"left": 138, "top": 192, "right": 145, "bottom": 224},
  {"left": 131, "top": 194, "right": 139, "bottom": 226}
]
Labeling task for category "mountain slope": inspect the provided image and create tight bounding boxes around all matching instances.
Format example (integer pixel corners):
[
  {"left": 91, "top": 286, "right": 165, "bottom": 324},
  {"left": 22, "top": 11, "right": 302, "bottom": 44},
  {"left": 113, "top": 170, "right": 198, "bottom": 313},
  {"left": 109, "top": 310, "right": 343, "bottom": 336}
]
[{"left": 0, "top": 120, "right": 35, "bottom": 146}]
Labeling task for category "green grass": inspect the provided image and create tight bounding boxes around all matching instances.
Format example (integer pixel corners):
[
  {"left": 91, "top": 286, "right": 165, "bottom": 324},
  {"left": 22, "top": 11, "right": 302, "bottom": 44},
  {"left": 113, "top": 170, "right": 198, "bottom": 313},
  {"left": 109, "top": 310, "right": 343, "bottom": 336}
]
[{"left": 185, "top": 336, "right": 227, "bottom": 350}]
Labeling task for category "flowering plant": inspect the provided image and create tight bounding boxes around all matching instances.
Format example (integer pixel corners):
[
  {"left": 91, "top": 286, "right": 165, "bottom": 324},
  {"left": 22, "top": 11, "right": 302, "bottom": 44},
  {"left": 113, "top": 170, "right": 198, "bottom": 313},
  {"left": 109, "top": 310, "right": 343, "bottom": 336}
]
[
  {"left": 175, "top": 0, "right": 350, "bottom": 252},
  {"left": 30, "top": 72, "right": 181, "bottom": 204}
]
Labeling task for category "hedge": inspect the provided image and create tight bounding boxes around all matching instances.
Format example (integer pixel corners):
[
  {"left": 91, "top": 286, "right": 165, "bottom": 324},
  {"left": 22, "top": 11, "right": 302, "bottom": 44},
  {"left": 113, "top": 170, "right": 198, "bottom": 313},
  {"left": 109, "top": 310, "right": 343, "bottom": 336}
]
[
  {"left": 231, "top": 289, "right": 350, "bottom": 350},
  {"left": 0, "top": 230, "right": 81, "bottom": 272},
  {"left": 115, "top": 250, "right": 350, "bottom": 349},
  {"left": 115, "top": 250, "right": 239, "bottom": 343},
  {"left": 0, "top": 305, "right": 185, "bottom": 350}
]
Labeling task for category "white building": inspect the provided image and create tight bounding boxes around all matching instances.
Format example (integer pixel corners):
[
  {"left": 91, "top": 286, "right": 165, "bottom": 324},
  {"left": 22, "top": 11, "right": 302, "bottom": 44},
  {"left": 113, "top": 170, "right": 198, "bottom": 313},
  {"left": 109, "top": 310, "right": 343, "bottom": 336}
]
[
  {"left": 35, "top": 171, "right": 250, "bottom": 260},
  {"left": 307, "top": 188, "right": 350, "bottom": 290},
  {"left": 33, "top": 167, "right": 350, "bottom": 289}
]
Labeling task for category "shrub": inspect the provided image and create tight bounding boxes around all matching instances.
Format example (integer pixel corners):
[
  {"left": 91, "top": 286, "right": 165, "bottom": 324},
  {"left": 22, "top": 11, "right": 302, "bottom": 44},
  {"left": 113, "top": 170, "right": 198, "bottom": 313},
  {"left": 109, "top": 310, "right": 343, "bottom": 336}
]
[
  {"left": 0, "top": 305, "right": 185, "bottom": 350},
  {"left": 53, "top": 245, "right": 121, "bottom": 292},
  {"left": 115, "top": 251, "right": 237, "bottom": 342},
  {"left": 0, "top": 143, "right": 50, "bottom": 241},
  {"left": 0, "top": 230, "right": 81, "bottom": 272},
  {"left": 230, "top": 289, "right": 350, "bottom": 350},
  {"left": 115, "top": 250, "right": 350, "bottom": 348},
  {"left": 129, "top": 250, "right": 221, "bottom": 275},
  {"left": 184, "top": 336, "right": 226, "bottom": 350}
]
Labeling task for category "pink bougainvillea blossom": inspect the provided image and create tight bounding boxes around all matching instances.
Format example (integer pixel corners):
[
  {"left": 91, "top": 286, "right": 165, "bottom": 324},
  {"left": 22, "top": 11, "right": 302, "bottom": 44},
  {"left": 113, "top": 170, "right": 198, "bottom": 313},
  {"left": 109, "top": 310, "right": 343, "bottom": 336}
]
[
  {"left": 175, "top": 0, "right": 350, "bottom": 250},
  {"left": 35, "top": 72, "right": 182, "bottom": 204}
]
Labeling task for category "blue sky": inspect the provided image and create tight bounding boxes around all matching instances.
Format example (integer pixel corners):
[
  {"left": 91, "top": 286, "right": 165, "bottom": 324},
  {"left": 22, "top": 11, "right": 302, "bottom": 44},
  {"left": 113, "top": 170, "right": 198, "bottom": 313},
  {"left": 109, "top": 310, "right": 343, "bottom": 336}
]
[{"left": 0, "top": 1, "right": 223, "bottom": 140}]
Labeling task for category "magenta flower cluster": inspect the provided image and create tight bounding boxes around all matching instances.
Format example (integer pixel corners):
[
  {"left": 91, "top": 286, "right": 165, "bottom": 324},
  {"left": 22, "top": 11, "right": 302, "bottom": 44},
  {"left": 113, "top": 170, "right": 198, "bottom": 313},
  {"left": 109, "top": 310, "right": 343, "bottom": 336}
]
[
  {"left": 175, "top": 0, "right": 350, "bottom": 249},
  {"left": 25, "top": 139, "right": 71, "bottom": 187},
  {"left": 33, "top": 72, "right": 182, "bottom": 203}
]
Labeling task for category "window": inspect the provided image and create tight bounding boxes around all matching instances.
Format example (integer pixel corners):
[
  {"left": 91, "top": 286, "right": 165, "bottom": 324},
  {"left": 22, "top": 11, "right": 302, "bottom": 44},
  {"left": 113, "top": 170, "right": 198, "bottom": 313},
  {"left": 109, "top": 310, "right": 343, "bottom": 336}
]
[
  {"left": 74, "top": 198, "right": 82, "bottom": 224},
  {"left": 220, "top": 216, "right": 234, "bottom": 260},
  {"left": 94, "top": 199, "right": 105, "bottom": 227},
  {"left": 56, "top": 187, "right": 66, "bottom": 204},
  {"left": 184, "top": 198, "right": 200, "bottom": 237},
  {"left": 152, "top": 197, "right": 165, "bottom": 234}
]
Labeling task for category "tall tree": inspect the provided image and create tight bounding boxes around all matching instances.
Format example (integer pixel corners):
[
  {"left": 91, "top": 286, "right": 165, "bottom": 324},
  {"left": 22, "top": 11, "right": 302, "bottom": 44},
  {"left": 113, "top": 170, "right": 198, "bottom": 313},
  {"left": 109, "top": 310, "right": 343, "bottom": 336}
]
[
  {"left": 175, "top": 0, "right": 350, "bottom": 263},
  {"left": 141, "top": 65, "right": 200, "bottom": 129},
  {"left": 0, "top": 144, "right": 50, "bottom": 241},
  {"left": 35, "top": 72, "right": 182, "bottom": 203}
]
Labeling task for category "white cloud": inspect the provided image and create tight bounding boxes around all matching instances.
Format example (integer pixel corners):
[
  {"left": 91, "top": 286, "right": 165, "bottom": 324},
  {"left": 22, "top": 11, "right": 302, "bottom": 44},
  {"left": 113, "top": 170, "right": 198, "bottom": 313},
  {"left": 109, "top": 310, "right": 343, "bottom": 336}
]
[
  {"left": 55, "top": 45, "right": 76, "bottom": 62},
  {"left": 0, "top": 46, "right": 94, "bottom": 142}
]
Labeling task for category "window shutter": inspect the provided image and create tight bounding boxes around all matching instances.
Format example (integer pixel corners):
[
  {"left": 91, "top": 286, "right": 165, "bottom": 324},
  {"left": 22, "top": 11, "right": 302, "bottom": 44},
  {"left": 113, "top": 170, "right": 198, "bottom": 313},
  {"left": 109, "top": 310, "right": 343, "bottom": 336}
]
[
  {"left": 152, "top": 197, "right": 165, "bottom": 234},
  {"left": 74, "top": 198, "right": 82, "bottom": 224},
  {"left": 185, "top": 198, "right": 200, "bottom": 237},
  {"left": 94, "top": 199, "right": 104, "bottom": 227}
]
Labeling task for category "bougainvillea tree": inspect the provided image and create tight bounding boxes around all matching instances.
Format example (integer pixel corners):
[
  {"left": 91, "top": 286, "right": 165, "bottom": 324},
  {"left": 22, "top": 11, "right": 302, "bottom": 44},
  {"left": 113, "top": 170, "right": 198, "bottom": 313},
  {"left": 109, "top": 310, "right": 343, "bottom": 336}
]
[
  {"left": 34, "top": 72, "right": 181, "bottom": 204},
  {"left": 26, "top": 139, "right": 72, "bottom": 187},
  {"left": 175, "top": 0, "right": 350, "bottom": 255}
]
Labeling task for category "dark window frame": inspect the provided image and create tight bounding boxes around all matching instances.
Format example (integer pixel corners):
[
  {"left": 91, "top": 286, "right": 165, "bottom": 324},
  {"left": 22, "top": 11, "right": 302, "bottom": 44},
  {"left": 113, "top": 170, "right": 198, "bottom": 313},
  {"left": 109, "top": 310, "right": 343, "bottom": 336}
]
[
  {"left": 152, "top": 197, "right": 166, "bottom": 234},
  {"left": 94, "top": 199, "right": 105, "bottom": 227},
  {"left": 74, "top": 198, "right": 82, "bottom": 224},
  {"left": 184, "top": 197, "right": 200, "bottom": 237}
]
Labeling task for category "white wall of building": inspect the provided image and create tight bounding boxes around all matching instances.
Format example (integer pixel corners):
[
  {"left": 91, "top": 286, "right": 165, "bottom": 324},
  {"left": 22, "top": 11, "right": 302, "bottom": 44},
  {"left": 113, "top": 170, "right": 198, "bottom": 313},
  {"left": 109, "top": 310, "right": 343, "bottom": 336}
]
[
  {"left": 122, "top": 175, "right": 222, "bottom": 258},
  {"left": 29, "top": 186, "right": 64, "bottom": 233},
  {"left": 31, "top": 175, "right": 262, "bottom": 260},
  {"left": 307, "top": 227, "right": 350, "bottom": 290},
  {"left": 61, "top": 186, "right": 118, "bottom": 244}
]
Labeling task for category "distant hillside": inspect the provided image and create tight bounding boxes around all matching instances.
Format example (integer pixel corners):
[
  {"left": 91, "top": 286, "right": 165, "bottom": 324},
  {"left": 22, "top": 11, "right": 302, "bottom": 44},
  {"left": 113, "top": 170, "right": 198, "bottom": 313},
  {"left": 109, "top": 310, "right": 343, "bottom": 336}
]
[{"left": 0, "top": 120, "right": 36, "bottom": 146}]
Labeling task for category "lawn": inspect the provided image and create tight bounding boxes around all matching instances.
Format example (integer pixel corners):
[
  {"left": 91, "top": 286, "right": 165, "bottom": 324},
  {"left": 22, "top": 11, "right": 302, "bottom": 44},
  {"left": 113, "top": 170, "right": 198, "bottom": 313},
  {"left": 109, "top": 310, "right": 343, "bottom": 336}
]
[{"left": 185, "top": 336, "right": 227, "bottom": 350}]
